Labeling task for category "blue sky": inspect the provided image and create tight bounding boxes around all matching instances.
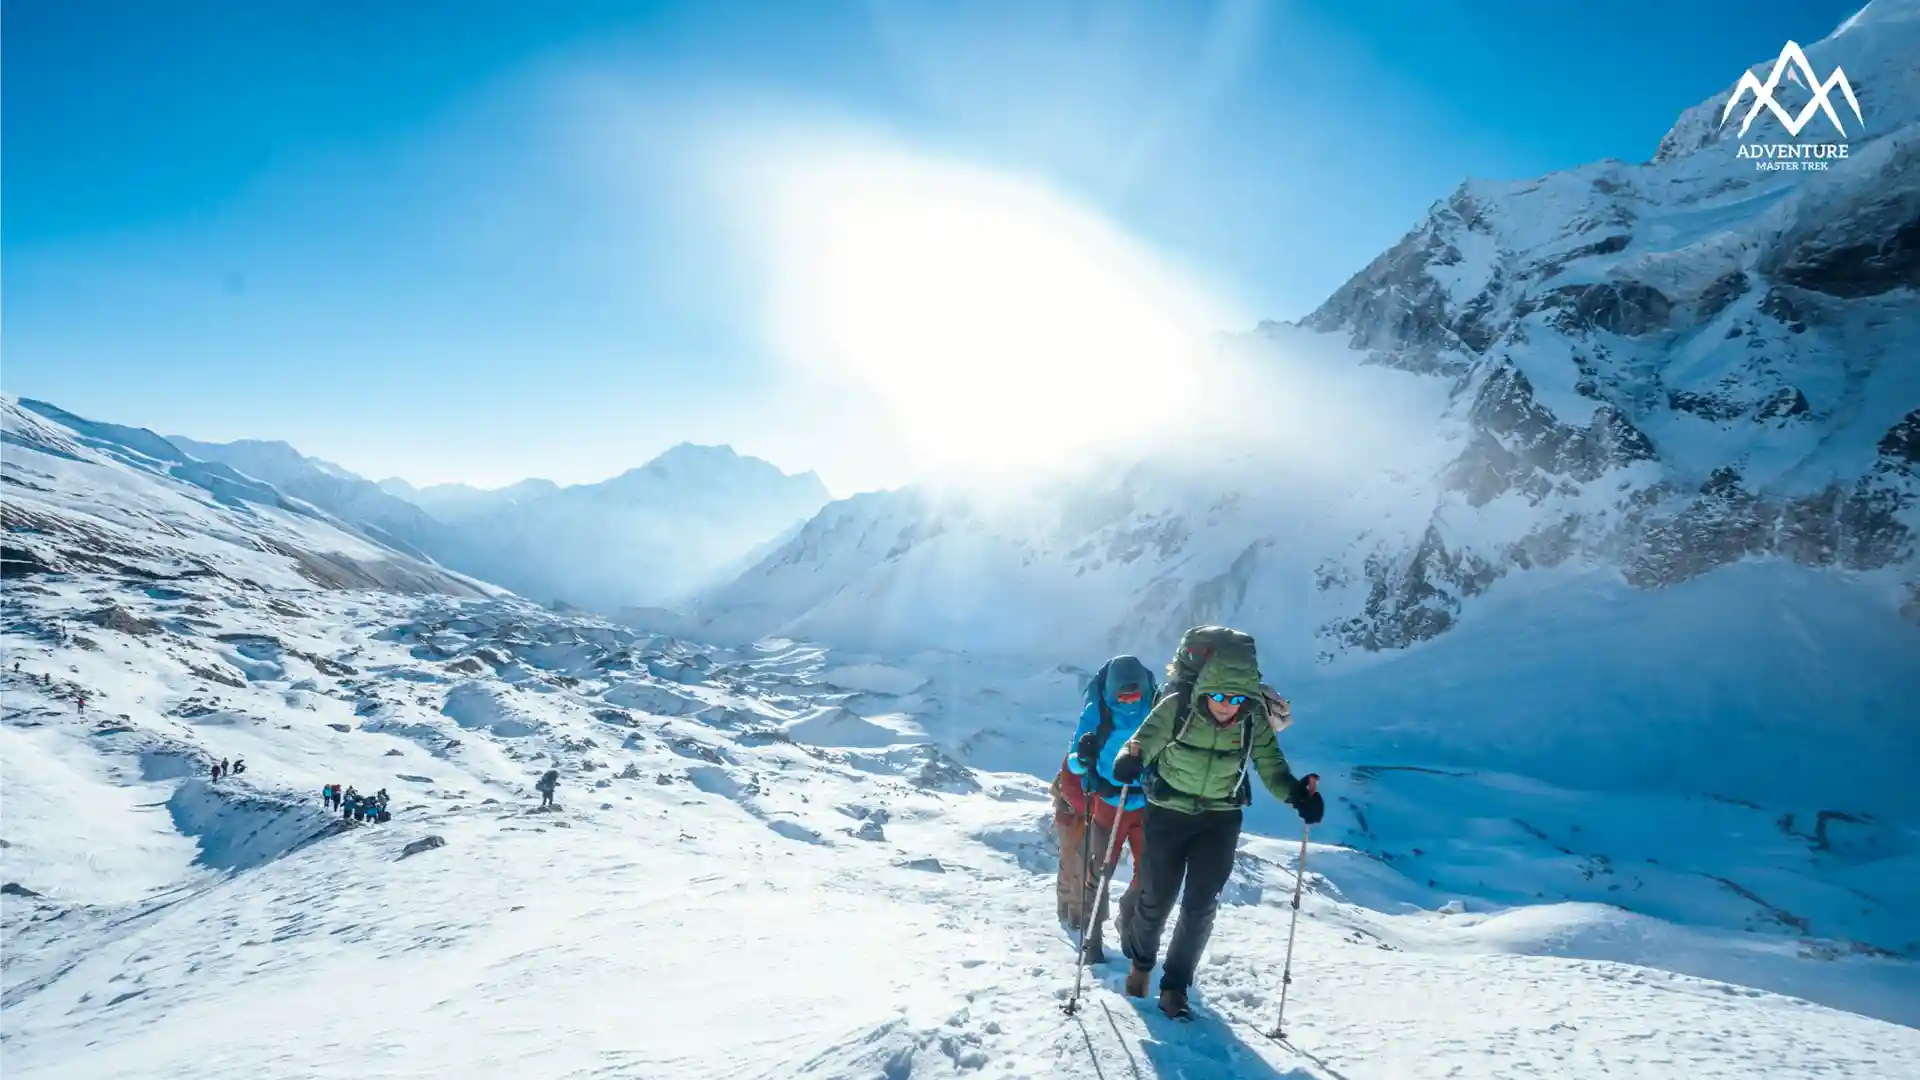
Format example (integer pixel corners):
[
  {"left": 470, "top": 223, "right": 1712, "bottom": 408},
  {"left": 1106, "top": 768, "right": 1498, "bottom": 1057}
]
[{"left": 4, "top": 0, "right": 1867, "bottom": 495}]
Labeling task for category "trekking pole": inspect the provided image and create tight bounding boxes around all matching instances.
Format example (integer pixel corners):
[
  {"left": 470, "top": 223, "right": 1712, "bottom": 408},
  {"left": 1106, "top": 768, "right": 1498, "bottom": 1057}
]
[
  {"left": 1268, "top": 774, "right": 1318, "bottom": 1041},
  {"left": 1062, "top": 784, "right": 1135, "bottom": 1017}
]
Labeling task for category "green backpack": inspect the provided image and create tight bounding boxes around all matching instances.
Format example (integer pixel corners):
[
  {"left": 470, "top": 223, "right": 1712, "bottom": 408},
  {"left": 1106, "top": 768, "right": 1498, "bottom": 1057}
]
[{"left": 1153, "top": 626, "right": 1266, "bottom": 806}]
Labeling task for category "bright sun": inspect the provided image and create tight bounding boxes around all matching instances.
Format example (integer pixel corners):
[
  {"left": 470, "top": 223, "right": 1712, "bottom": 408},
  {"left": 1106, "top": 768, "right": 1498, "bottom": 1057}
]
[{"left": 764, "top": 151, "right": 1222, "bottom": 476}]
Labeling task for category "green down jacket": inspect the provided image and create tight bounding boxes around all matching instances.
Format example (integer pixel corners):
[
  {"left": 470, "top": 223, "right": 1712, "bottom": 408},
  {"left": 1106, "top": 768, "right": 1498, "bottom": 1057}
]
[{"left": 1128, "top": 655, "right": 1303, "bottom": 814}]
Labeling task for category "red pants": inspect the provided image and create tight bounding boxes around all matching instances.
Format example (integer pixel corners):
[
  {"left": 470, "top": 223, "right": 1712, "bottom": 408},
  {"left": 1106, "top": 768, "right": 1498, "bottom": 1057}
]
[
  {"left": 1053, "top": 764, "right": 1146, "bottom": 948},
  {"left": 1088, "top": 796, "right": 1145, "bottom": 871}
]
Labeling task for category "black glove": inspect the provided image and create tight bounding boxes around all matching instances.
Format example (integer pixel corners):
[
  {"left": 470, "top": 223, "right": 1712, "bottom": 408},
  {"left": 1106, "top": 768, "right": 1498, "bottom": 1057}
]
[
  {"left": 1111, "top": 746, "right": 1144, "bottom": 785},
  {"left": 1075, "top": 732, "right": 1101, "bottom": 771},
  {"left": 1287, "top": 774, "right": 1324, "bottom": 825}
]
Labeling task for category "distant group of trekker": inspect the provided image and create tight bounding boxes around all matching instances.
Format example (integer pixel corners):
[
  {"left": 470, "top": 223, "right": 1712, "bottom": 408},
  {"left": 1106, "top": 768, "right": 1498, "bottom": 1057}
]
[
  {"left": 1052, "top": 625, "right": 1326, "bottom": 1021},
  {"left": 322, "top": 783, "right": 391, "bottom": 824},
  {"left": 209, "top": 756, "right": 245, "bottom": 781}
]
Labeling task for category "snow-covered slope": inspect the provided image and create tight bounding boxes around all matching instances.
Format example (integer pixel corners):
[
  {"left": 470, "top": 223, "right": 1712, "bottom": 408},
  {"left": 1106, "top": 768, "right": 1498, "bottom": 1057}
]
[
  {"left": 696, "top": 6, "right": 1920, "bottom": 661},
  {"left": 176, "top": 432, "right": 832, "bottom": 612},
  {"left": 4, "top": 560, "right": 1917, "bottom": 1078},
  {"left": 169, "top": 434, "right": 456, "bottom": 563},
  {"left": 1, "top": 397, "right": 489, "bottom": 598},
  {"left": 6, "top": 413, "right": 1916, "bottom": 1071}
]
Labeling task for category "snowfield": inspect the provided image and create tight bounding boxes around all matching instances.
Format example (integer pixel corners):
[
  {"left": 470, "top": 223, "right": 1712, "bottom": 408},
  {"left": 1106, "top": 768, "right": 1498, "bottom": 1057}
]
[{"left": 3, "top": 571, "right": 1916, "bottom": 1079}]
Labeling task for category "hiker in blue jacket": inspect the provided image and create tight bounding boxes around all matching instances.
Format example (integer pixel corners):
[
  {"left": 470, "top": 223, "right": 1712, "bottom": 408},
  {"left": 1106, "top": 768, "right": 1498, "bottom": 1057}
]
[{"left": 1062, "top": 655, "right": 1157, "bottom": 964}]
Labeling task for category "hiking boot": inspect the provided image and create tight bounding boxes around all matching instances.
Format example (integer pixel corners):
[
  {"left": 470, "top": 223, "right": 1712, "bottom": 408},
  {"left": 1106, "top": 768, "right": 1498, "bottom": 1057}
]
[
  {"left": 1158, "top": 987, "right": 1191, "bottom": 1020},
  {"left": 1124, "top": 964, "right": 1151, "bottom": 998},
  {"left": 1080, "top": 938, "right": 1108, "bottom": 965}
]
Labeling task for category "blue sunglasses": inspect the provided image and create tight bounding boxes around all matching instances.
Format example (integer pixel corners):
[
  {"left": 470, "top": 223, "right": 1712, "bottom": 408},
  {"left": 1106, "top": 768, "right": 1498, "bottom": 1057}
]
[{"left": 1205, "top": 692, "right": 1248, "bottom": 706}]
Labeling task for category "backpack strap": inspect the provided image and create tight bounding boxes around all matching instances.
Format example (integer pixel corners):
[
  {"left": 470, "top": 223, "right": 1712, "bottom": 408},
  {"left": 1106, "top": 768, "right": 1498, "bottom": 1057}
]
[
  {"left": 1160, "top": 696, "right": 1261, "bottom": 807},
  {"left": 1083, "top": 661, "right": 1122, "bottom": 797},
  {"left": 1091, "top": 661, "right": 1114, "bottom": 749}
]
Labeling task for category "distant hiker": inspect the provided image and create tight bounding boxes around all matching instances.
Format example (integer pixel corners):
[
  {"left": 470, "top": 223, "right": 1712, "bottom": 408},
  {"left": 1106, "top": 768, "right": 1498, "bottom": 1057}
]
[
  {"left": 1110, "top": 627, "right": 1324, "bottom": 1021},
  {"left": 210, "top": 762, "right": 221, "bottom": 782},
  {"left": 231, "top": 757, "right": 245, "bottom": 775},
  {"left": 76, "top": 693, "right": 86, "bottom": 712},
  {"left": 322, "top": 784, "right": 334, "bottom": 810},
  {"left": 536, "top": 769, "right": 559, "bottom": 809},
  {"left": 330, "top": 782, "right": 343, "bottom": 810},
  {"left": 1060, "top": 655, "right": 1156, "bottom": 965},
  {"left": 220, "top": 758, "right": 230, "bottom": 778},
  {"left": 342, "top": 788, "right": 360, "bottom": 822}
]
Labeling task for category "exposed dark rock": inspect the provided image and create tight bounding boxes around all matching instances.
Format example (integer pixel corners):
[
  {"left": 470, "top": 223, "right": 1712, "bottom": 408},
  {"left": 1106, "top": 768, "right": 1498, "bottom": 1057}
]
[
  {"left": 0, "top": 544, "right": 56, "bottom": 577},
  {"left": 79, "top": 603, "right": 162, "bottom": 637},
  {"left": 301, "top": 652, "right": 356, "bottom": 677},
  {"left": 1327, "top": 524, "right": 1503, "bottom": 651},
  {"left": 1763, "top": 142, "right": 1920, "bottom": 299},
  {"left": 398, "top": 835, "right": 446, "bottom": 860},
  {"left": 1757, "top": 289, "right": 1809, "bottom": 334},
  {"left": 1696, "top": 271, "right": 1751, "bottom": 319},
  {"left": 1755, "top": 387, "right": 1812, "bottom": 422},
  {"left": 189, "top": 663, "right": 246, "bottom": 689},
  {"left": 1773, "top": 214, "right": 1920, "bottom": 298},
  {"left": 1504, "top": 514, "right": 1584, "bottom": 571},
  {"left": 1626, "top": 466, "right": 1913, "bottom": 588},
  {"left": 1447, "top": 366, "right": 1658, "bottom": 507},
  {"left": 1299, "top": 192, "right": 1499, "bottom": 374},
  {"left": 1668, "top": 390, "right": 1749, "bottom": 422},
  {"left": 914, "top": 747, "right": 981, "bottom": 794},
  {"left": 593, "top": 708, "right": 637, "bottom": 728},
  {"left": 667, "top": 737, "right": 725, "bottom": 765},
  {"left": 1624, "top": 468, "right": 1771, "bottom": 587},
  {"left": 1879, "top": 410, "right": 1920, "bottom": 468},
  {"left": 1531, "top": 235, "right": 1630, "bottom": 282},
  {"left": 1541, "top": 282, "right": 1674, "bottom": 337},
  {"left": 1, "top": 882, "right": 44, "bottom": 898}
]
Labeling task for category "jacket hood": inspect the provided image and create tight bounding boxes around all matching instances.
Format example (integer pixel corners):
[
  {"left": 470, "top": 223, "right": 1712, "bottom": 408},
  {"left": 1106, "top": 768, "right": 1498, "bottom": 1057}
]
[
  {"left": 1193, "top": 656, "right": 1262, "bottom": 701},
  {"left": 1099, "top": 655, "right": 1154, "bottom": 709}
]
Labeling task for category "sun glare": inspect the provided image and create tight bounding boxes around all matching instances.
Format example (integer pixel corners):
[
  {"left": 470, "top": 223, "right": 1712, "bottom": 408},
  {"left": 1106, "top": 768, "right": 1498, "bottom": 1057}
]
[{"left": 763, "top": 152, "right": 1222, "bottom": 477}]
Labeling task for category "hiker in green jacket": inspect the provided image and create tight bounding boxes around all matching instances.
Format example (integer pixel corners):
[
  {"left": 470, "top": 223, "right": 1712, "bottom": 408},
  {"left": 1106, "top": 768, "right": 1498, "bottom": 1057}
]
[{"left": 1110, "top": 639, "right": 1324, "bottom": 1020}]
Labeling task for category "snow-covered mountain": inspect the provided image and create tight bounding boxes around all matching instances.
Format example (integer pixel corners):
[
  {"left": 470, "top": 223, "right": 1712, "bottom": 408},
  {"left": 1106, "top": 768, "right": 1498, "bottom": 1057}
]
[
  {"left": 1, "top": 397, "right": 489, "bottom": 598},
  {"left": 173, "top": 431, "right": 831, "bottom": 612},
  {"left": 168, "top": 434, "right": 456, "bottom": 563},
  {"left": 376, "top": 475, "right": 562, "bottom": 524},
  {"left": 382, "top": 442, "right": 832, "bottom": 611},
  {"left": 695, "top": 6, "right": 1920, "bottom": 663}
]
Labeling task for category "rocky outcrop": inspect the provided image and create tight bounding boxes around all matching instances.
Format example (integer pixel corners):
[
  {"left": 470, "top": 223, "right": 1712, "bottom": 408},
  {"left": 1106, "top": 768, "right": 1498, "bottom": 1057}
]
[
  {"left": 1445, "top": 366, "right": 1657, "bottom": 508},
  {"left": 1301, "top": 189, "right": 1502, "bottom": 376},
  {"left": 80, "top": 604, "right": 163, "bottom": 637},
  {"left": 1761, "top": 139, "right": 1920, "bottom": 299},
  {"left": 1326, "top": 524, "right": 1503, "bottom": 651},
  {"left": 398, "top": 835, "right": 446, "bottom": 860}
]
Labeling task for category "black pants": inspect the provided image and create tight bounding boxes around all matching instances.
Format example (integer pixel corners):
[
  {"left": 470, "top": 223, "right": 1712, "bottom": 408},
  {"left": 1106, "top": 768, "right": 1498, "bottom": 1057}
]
[{"left": 1120, "top": 803, "right": 1242, "bottom": 994}]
